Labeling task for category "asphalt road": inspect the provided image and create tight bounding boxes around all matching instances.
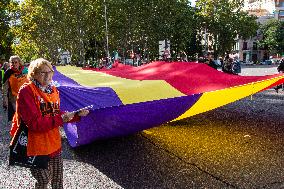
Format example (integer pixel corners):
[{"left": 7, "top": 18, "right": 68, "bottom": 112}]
[{"left": 0, "top": 65, "right": 283, "bottom": 189}]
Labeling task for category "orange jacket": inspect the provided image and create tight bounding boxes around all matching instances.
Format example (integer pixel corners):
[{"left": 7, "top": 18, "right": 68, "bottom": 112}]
[
  {"left": 8, "top": 73, "right": 28, "bottom": 96},
  {"left": 11, "top": 82, "right": 62, "bottom": 156}
]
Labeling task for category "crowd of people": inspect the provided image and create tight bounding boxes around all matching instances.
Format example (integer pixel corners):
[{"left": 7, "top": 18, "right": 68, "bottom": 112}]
[{"left": 198, "top": 54, "right": 241, "bottom": 75}]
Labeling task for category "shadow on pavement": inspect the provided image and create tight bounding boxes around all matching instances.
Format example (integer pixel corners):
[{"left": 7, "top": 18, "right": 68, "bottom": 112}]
[{"left": 61, "top": 133, "right": 232, "bottom": 189}]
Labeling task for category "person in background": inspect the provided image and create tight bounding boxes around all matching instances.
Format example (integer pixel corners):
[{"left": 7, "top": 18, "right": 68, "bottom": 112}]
[
  {"left": 277, "top": 58, "right": 284, "bottom": 73},
  {"left": 135, "top": 53, "right": 141, "bottom": 66},
  {"left": 2, "top": 61, "right": 10, "bottom": 74},
  {"left": 2, "top": 56, "right": 28, "bottom": 118},
  {"left": 274, "top": 58, "right": 284, "bottom": 93},
  {"left": 231, "top": 58, "right": 241, "bottom": 75},
  {"left": 0, "top": 62, "right": 10, "bottom": 90},
  {"left": 181, "top": 51, "right": 188, "bottom": 62},
  {"left": 208, "top": 57, "right": 218, "bottom": 70},
  {"left": 219, "top": 57, "right": 224, "bottom": 70},
  {"left": 10, "top": 58, "right": 89, "bottom": 188},
  {"left": 222, "top": 57, "right": 234, "bottom": 74},
  {"left": 163, "top": 48, "right": 170, "bottom": 62},
  {"left": 205, "top": 54, "right": 216, "bottom": 69}
]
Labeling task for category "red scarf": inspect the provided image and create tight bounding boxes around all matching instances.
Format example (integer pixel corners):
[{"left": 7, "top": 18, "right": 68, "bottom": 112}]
[{"left": 10, "top": 65, "right": 24, "bottom": 74}]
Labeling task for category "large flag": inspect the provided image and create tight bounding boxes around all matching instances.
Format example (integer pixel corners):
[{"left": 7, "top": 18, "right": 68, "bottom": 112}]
[{"left": 54, "top": 61, "right": 284, "bottom": 147}]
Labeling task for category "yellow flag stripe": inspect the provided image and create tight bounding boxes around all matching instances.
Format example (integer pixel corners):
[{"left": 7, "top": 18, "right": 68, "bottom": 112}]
[
  {"left": 174, "top": 76, "right": 284, "bottom": 121},
  {"left": 56, "top": 66, "right": 185, "bottom": 104}
]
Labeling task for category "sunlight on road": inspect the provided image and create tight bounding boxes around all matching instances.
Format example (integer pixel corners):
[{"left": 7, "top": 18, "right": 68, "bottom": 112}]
[{"left": 240, "top": 65, "right": 278, "bottom": 76}]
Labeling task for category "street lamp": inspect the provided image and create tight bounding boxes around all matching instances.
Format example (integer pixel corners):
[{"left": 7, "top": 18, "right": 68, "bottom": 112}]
[{"left": 104, "top": 0, "right": 110, "bottom": 66}]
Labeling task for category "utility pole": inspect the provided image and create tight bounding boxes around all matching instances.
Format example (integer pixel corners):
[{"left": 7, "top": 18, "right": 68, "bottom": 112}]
[{"left": 104, "top": 0, "right": 110, "bottom": 66}]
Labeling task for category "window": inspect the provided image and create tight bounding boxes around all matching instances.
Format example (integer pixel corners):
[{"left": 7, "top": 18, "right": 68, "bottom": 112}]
[
  {"left": 253, "top": 42, "right": 257, "bottom": 50},
  {"left": 243, "top": 42, "right": 248, "bottom": 50},
  {"left": 276, "top": 1, "right": 284, "bottom": 7}
]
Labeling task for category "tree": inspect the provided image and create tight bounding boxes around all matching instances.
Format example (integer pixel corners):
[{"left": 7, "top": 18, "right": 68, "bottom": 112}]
[
  {"left": 11, "top": 0, "right": 104, "bottom": 63},
  {"left": 0, "top": 0, "right": 13, "bottom": 60},
  {"left": 259, "top": 19, "right": 284, "bottom": 55},
  {"left": 10, "top": 0, "right": 54, "bottom": 62},
  {"left": 9, "top": 0, "right": 202, "bottom": 63},
  {"left": 195, "top": 0, "right": 258, "bottom": 59},
  {"left": 106, "top": 0, "right": 197, "bottom": 60}
]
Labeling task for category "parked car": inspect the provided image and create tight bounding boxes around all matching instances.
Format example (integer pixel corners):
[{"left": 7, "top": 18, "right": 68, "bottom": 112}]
[
  {"left": 240, "top": 61, "right": 254, "bottom": 65},
  {"left": 260, "top": 60, "right": 272, "bottom": 65},
  {"left": 214, "top": 60, "right": 222, "bottom": 67}
]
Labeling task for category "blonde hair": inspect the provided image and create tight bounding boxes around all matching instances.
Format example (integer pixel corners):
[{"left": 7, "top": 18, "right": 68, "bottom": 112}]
[
  {"left": 27, "top": 58, "right": 54, "bottom": 80},
  {"left": 9, "top": 55, "right": 24, "bottom": 66}
]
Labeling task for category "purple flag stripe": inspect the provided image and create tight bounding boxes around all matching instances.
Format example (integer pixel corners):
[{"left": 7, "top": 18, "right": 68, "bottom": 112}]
[
  {"left": 66, "top": 94, "right": 202, "bottom": 147},
  {"left": 53, "top": 67, "right": 123, "bottom": 111}
]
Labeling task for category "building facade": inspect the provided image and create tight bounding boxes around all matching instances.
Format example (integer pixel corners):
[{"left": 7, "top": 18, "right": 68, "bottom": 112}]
[
  {"left": 234, "top": 0, "right": 276, "bottom": 63},
  {"left": 275, "top": 0, "right": 284, "bottom": 20}
]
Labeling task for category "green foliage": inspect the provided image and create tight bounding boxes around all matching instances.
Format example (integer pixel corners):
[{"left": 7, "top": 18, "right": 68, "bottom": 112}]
[
  {"left": 11, "top": 0, "right": 198, "bottom": 62},
  {"left": 259, "top": 19, "right": 284, "bottom": 54},
  {"left": 0, "top": 0, "right": 13, "bottom": 60},
  {"left": 11, "top": 0, "right": 104, "bottom": 63},
  {"left": 195, "top": 0, "right": 258, "bottom": 58},
  {"left": 9, "top": 0, "right": 259, "bottom": 62},
  {"left": 107, "top": 0, "right": 197, "bottom": 59}
]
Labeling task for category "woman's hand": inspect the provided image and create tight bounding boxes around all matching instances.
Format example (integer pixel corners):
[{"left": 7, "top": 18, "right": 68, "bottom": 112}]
[
  {"left": 77, "top": 109, "right": 89, "bottom": 117},
  {"left": 61, "top": 112, "right": 75, "bottom": 122}
]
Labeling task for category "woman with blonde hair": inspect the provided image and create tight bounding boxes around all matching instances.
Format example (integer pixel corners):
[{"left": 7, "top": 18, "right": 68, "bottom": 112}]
[
  {"left": 2, "top": 55, "right": 28, "bottom": 120},
  {"left": 10, "top": 58, "right": 89, "bottom": 188}
]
